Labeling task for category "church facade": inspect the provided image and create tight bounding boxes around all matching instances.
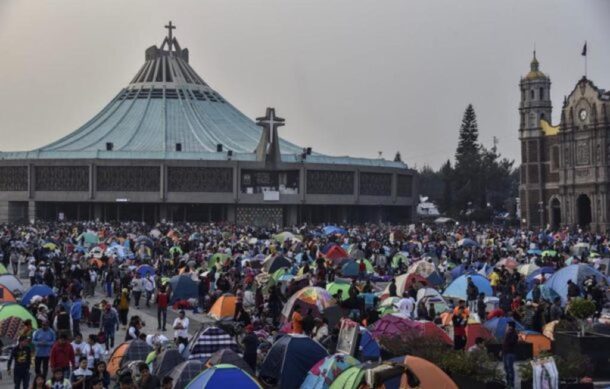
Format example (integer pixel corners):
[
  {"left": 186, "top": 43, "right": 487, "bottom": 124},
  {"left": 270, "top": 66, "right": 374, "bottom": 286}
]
[
  {"left": 0, "top": 24, "right": 416, "bottom": 225},
  {"left": 519, "top": 53, "right": 610, "bottom": 231}
]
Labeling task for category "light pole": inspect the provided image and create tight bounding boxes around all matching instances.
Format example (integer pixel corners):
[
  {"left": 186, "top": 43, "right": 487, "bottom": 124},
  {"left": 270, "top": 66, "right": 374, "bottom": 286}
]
[{"left": 538, "top": 201, "right": 544, "bottom": 228}]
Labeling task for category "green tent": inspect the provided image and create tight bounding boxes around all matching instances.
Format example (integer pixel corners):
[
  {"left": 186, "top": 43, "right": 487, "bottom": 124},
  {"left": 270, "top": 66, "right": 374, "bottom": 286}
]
[
  {"left": 169, "top": 246, "right": 183, "bottom": 256},
  {"left": 271, "top": 267, "right": 290, "bottom": 282},
  {"left": 0, "top": 263, "right": 8, "bottom": 275},
  {"left": 0, "top": 303, "right": 38, "bottom": 329},
  {"left": 391, "top": 253, "right": 408, "bottom": 269},
  {"left": 209, "top": 253, "right": 231, "bottom": 268},
  {"left": 326, "top": 281, "right": 351, "bottom": 301},
  {"left": 329, "top": 365, "right": 365, "bottom": 389},
  {"left": 542, "top": 250, "right": 558, "bottom": 257}
]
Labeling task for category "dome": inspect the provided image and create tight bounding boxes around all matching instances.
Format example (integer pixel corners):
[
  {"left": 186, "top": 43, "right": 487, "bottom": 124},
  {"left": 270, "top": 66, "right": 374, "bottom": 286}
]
[{"left": 524, "top": 51, "right": 547, "bottom": 80}]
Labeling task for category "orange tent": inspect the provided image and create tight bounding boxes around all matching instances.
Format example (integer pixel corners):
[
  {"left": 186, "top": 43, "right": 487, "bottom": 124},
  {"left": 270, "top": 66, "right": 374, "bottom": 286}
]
[
  {"left": 208, "top": 294, "right": 237, "bottom": 320},
  {"left": 0, "top": 285, "right": 16, "bottom": 303},
  {"left": 107, "top": 342, "right": 130, "bottom": 375},
  {"left": 519, "top": 332, "right": 551, "bottom": 357},
  {"left": 399, "top": 355, "right": 458, "bottom": 389}
]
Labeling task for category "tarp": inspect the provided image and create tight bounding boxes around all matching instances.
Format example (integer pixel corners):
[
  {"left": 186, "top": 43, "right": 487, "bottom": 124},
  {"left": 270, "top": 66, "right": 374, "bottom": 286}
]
[
  {"left": 483, "top": 317, "right": 525, "bottom": 340},
  {"left": 259, "top": 334, "right": 329, "bottom": 389},
  {"left": 301, "top": 353, "right": 359, "bottom": 389},
  {"left": 544, "top": 264, "right": 608, "bottom": 304},
  {"left": 168, "top": 275, "right": 199, "bottom": 304},
  {"left": 206, "top": 349, "right": 253, "bottom": 375},
  {"left": 188, "top": 326, "right": 239, "bottom": 361},
  {"left": 442, "top": 274, "right": 492, "bottom": 300},
  {"left": 153, "top": 348, "right": 185, "bottom": 378},
  {"left": 21, "top": 284, "right": 55, "bottom": 307},
  {"left": 168, "top": 360, "right": 205, "bottom": 389},
  {"left": 107, "top": 340, "right": 152, "bottom": 375},
  {"left": 186, "top": 363, "right": 261, "bottom": 389},
  {"left": 209, "top": 294, "right": 237, "bottom": 320},
  {"left": 0, "top": 275, "right": 26, "bottom": 296}
]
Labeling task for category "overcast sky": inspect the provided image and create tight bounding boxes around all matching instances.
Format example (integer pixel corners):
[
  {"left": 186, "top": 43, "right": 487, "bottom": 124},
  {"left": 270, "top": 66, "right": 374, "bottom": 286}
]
[{"left": 1, "top": 0, "right": 609, "bottom": 169}]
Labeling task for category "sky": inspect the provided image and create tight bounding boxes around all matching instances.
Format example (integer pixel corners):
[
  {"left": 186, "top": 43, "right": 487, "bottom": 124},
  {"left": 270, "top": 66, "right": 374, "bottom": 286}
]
[{"left": 0, "top": 0, "right": 609, "bottom": 169}]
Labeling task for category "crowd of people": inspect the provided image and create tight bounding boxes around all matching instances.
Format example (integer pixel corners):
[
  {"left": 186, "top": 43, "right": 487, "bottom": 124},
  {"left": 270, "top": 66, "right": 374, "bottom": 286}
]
[{"left": 1, "top": 221, "right": 609, "bottom": 389}]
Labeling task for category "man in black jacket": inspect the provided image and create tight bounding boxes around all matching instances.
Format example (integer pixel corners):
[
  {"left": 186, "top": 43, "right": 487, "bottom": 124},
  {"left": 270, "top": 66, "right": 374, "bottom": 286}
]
[
  {"left": 502, "top": 321, "right": 518, "bottom": 389},
  {"left": 8, "top": 336, "right": 32, "bottom": 389}
]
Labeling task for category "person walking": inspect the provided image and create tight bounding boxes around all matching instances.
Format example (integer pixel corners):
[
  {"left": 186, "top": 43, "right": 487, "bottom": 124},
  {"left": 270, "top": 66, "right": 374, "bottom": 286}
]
[
  {"left": 70, "top": 294, "right": 83, "bottom": 337},
  {"left": 116, "top": 289, "right": 130, "bottom": 329},
  {"left": 131, "top": 273, "right": 144, "bottom": 309},
  {"left": 502, "top": 321, "right": 518, "bottom": 389},
  {"left": 8, "top": 336, "right": 32, "bottom": 389},
  {"left": 32, "top": 320, "right": 56, "bottom": 378},
  {"left": 452, "top": 304, "right": 468, "bottom": 350},
  {"left": 100, "top": 303, "right": 119, "bottom": 350},
  {"left": 144, "top": 275, "right": 155, "bottom": 308},
  {"left": 49, "top": 335, "right": 75, "bottom": 379},
  {"left": 156, "top": 286, "right": 168, "bottom": 331}
]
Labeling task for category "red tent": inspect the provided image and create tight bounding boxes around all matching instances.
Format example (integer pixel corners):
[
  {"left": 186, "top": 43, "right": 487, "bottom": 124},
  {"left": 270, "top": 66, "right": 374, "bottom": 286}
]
[
  {"left": 465, "top": 323, "right": 494, "bottom": 349},
  {"left": 325, "top": 246, "right": 349, "bottom": 263},
  {"left": 420, "top": 321, "right": 452, "bottom": 345}
]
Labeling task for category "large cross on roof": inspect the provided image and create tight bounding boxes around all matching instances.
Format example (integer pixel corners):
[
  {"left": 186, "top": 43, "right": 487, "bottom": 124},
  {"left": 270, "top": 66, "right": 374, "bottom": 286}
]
[
  {"left": 255, "top": 107, "right": 285, "bottom": 164},
  {"left": 165, "top": 21, "right": 176, "bottom": 51}
]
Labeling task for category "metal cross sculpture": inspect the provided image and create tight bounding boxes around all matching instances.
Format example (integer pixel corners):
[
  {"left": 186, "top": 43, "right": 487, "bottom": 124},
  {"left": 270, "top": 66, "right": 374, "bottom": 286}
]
[
  {"left": 255, "top": 108, "right": 285, "bottom": 164},
  {"left": 165, "top": 21, "right": 176, "bottom": 50}
]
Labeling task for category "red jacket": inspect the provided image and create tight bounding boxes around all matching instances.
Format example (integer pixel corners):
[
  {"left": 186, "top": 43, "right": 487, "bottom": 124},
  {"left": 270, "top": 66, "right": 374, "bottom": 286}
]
[
  {"left": 50, "top": 342, "right": 75, "bottom": 370},
  {"left": 157, "top": 292, "right": 169, "bottom": 309}
]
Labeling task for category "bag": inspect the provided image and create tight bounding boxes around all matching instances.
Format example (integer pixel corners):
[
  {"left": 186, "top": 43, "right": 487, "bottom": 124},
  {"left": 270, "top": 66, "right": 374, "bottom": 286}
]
[{"left": 97, "top": 330, "right": 106, "bottom": 344}]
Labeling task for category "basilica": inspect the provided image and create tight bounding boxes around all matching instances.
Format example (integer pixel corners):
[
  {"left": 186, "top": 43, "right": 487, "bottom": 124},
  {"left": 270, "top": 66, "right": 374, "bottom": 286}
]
[
  {"left": 519, "top": 52, "right": 610, "bottom": 231},
  {"left": 0, "top": 23, "right": 416, "bottom": 225}
]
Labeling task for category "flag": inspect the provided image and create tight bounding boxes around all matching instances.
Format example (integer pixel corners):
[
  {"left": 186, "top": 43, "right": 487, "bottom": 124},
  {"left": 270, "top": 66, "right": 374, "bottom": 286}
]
[{"left": 581, "top": 42, "right": 587, "bottom": 56}]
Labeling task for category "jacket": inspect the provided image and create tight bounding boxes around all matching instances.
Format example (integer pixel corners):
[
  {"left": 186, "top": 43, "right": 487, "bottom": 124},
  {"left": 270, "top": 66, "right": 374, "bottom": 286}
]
[
  {"left": 33, "top": 328, "right": 57, "bottom": 357},
  {"left": 71, "top": 300, "right": 83, "bottom": 320},
  {"left": 8, "top": 345, "right": 32, "bottom": 372},
  {"left": 50, "top": 341, "right": 75, "bottom": 370}
]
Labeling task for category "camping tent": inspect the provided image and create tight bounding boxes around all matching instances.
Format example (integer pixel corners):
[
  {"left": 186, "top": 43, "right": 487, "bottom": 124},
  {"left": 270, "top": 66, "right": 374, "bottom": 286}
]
[
  {"left": 416, "top": 287, "right": 450, "bottom": 314},
  {"left": 188, "top": 326, "right": 240, "bottom": 361},
  {"left": 325, "top": 246, "right": 349, "bottom": 264},
  {"left": 483, "top": 317, "right": 525, "bottom": 340},
  {"left": 326, "top": 281, "right": 351, "bottom": 301},
  {"left": 0, "top": 303, "right": 38, "bottom": 328},
  {"left": 206, "top": 348, "right": 253, "bottom": 375},
  {"left": 442, "top": 274, "right": 492, "bottom": 301},
  {"left": 369, "top": 315, "right": 423, "bottom": 341},
  {"left": 168, "top": 275, "right": 198, "bottom": 304},
  {"left": 21, "top": 284, "right": 55, "bottom": 307},
  {"left": 281, "top": 287, "right": 336, "bottom": 320},
  {"left": 0, "top": 275, "right": 25, "bottom": 296},
  {"left": 407, "top": 261, "right": 444, "bottom": 286},
  {"left": 356, "top": 326, "right": 381, "bottom": 361},
  {"left": 259, "top": 334, "right": 329, "bottom": 389},
  {"left": 544, "top": 264, "right": 607, "bottom": 304},
  {"left": 419, "top": 321, "right": 452, "bottom": 345},
  {"left": 0, "top": 284, "right": 16, "bottom": 303},
  {"left": 381, "top": 273, "right": 427, "bottom": 298},
  {"left": 107, "top": 340, "right": 152, "bottom": 375},
  {"left": 263, "top": 255, "right": 291, "bottom": 274},
  {"left": 465, "top": 323, "right": 494, "bottom": 349},
  {"left": 340, "top": 260, "right": 374, "bottom": 277},
  {"left": 186, "top": 364, "right": 261, "bottom": 389},
  {"left": 301, "top": 353, "right": 359, "bottom": 389},
  {"left": 168, "top": 360, "right": 205, "bottom": 389},
  {"left": 208, "top": 294, "right": 237, "bottom": 320},
  {"left": 152, "top": 348, "right": 185, "bottom": 378},
  {"left": 391, "top": 355, "right": 459, "bottom": 389}
]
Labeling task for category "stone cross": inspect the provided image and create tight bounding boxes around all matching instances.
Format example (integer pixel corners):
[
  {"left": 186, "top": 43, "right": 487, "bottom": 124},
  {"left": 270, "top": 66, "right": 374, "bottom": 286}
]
[{"left": 256, "top": 108, "right": 285, "bottom": 145}]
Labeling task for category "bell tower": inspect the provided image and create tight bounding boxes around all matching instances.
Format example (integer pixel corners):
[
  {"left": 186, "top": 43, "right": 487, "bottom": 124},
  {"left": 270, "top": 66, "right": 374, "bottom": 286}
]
[{"left": 519, "top": 51, "right": 552, "bottom": 228}]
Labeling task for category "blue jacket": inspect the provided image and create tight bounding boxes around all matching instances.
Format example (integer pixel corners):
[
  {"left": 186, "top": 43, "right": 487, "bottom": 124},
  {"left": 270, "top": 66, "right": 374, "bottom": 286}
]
[
  {"left": 32, "top": 328, "right": 56, "bottom": 357},
  {"left": 70, "top": 300, "right": 83, "bottom": 320}
]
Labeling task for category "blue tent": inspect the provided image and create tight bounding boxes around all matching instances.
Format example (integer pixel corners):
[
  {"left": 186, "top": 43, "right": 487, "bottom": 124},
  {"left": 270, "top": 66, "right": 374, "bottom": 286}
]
[
  {"left": 425, "top": 271, "right": 445, "bottom": 286},
  {"left": 449, "top": 264, "right": 476, "bottom": 280},
  {"left": 544, "top": 264, "right": 608, "bottom": 305},
  {"left": 483, "top": 317, "right": 525, "bottom": 340},
  {"left": 21, "top": 284, "right": 55, "bottom": 306},
  {"left": 185, "top": 364, "right": 260, "bottom": 389},
  {"left": 169, "top": 275, "right": 199, "bottom": 304},
  {"left": 137, "top": 264, "right": 156, "bottom": 277},
  {"left": 357, "top": 326, "right": 380, "bottom": 361},
  {"left": 259, "top": 334, "right": 329, "bottom": 389},
  {"left": 442, "top": 274, "right": 493, "bottom": 300},
  {"left": 525, "top": 267, "right": 555, "bottom": 290},
  {"left": 323, "top": 226, "right": 347, "bottom": 236},
  {"left": 526, "top": 285, "right": 560, "bottom": 302}
]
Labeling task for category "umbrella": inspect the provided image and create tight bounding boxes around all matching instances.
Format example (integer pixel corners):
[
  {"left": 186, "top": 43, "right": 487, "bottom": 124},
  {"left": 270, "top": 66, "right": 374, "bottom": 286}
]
[
  {"left": 186, "top": 364, "right": 261, "bottom": 389},
  {"left": 322, "top": 226, "right": 347, "bottom": 236},
  {"left": 21, "top": 285, "right": 55, "bottom": 306},
  {"left": 369, "top": 315, "right": 423, "bottom": 340},
  {"left": 137, "top": 264, "right": 156, "bottom": 277},
  {"left": 301, "top": 353, "right": 359, "bottom": 389},
  {"left": 483, "top": 317, "right": 525, "bottom": 340}
]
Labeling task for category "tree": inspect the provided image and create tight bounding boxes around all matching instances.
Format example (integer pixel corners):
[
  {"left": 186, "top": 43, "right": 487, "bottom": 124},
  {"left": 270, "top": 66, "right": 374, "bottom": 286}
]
[
  {"left": 439, "top": 160, "right": 454, "bottom": 214},
  {"left": 454, "top": 104, "right": 482, "bottom": 209}
]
